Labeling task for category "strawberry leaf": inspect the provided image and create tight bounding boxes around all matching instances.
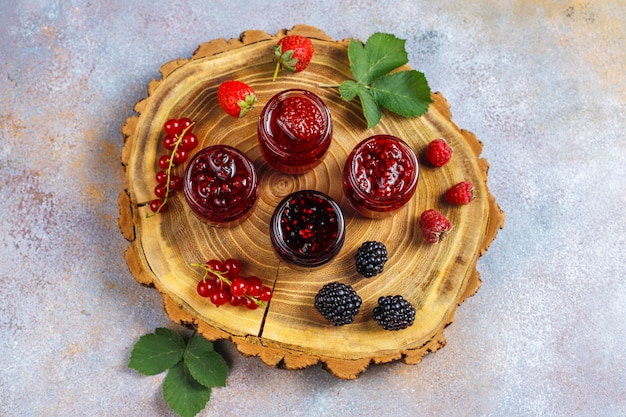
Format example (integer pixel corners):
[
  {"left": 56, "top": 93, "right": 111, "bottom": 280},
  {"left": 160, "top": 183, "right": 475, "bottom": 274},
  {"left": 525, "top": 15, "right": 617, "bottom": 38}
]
[
  {"left": 339, "top": 81, "right": 382, "bottom": 127},
  {"left": 370, "top": 70, "right": 433, "bottom": 118},
  {"left": 128, "top": 327, "right": 185, "bottom": 375},
  {"left": 338, "top": 80, "right": 360, "bottom": 101},
  {"left": 357, "top": 88, "right": 383, "bottom": 128},
  {"left": 183, "top": 336, "right": 228, "bottom": 389},
  {"left": 326, "top": 32, "right": 432, "bottom": 128},
  {"left": 348, "top": 33, "right": 408, "bottom": 84},
  {"left": 163, "top": 361, "right": 212, "bottom": 417}
]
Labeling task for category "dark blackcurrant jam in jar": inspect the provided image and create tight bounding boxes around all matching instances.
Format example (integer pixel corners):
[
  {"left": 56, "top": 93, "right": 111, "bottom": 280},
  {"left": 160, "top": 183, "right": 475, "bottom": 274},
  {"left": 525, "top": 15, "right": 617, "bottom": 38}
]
[
  {"left": 270, "top": 190, "right": 345, "bottom": 267},
  {"left": 258, "top": 89, "right": 333, "bottom": 174},
  {"left": 184, "top": 145, "right": 258, "bottom": 226},
  {"left": 343, "top": 135, "right": 419, "bottom": 218}
]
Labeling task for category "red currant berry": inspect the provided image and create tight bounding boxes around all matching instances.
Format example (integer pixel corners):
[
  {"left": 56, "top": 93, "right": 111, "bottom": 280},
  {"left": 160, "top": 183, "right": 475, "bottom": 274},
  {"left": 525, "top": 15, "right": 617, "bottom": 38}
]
[
  {"left": 230, "top": 276, "right": 248, "bottom": 297},
  {"left": 169, "top": 175, "right": 183, "bottom": 191},
  {"left": 154, "top": 184, "right": 167, "bottom": 199},
  {"left": 247, "top": 276, "right": 263, "bottom": 297},
  {"left": 259, "top": 286, "right": 273, "bottom": 302},
  {"left": 179, "top": 117, "right": 193, "bottom": 131},
  {"left": 244, "top": 297, "right": 260, "bottom": 310},
  {"left": 196, "top": 280, "right": 213, "bottom": 297},
  {"left": 210, "top": 287, "right": 229, "bottom": 306},
  {"left": 149, "top": 198, "right": 167, "bottom": 213},
  {"left": 173, "top": 149, "right": 188, "bottom": 164},
  {"left": 163, "top": 134, "right": 178, "bottom": 151},
  {"left": 229, "top": 294, "right": 243, "bottom": 307},
  {"left": 163, "top": 118, "right": 181, "bottom": 135},
  {"left": 223, "top": 258, "right": 241, "bottom": 276},
  {"left": 156, "top": 170, "right": 168, "bottom": 185},
  {"left": 206, "top": 259, "right": 225, "bottom": 273},
  {"left": 158, "top": 155, "right": 171, "bottom": 170},
  {"left": 181, "top": 133, "right": 199, "bottom": 151}
]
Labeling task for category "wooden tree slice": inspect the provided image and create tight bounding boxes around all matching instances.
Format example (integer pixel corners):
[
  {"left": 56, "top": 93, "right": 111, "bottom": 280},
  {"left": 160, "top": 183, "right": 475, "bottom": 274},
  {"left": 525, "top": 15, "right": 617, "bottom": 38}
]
[{"left": 119, "top": 25, "right": 504, "bottom": 379}]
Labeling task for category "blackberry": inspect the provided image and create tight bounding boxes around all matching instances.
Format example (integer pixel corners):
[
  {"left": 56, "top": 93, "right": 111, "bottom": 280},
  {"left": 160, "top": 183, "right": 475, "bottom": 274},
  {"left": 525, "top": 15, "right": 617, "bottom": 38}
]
[
  {"left": 355, "top": 241, "right": 388, "bottom": 278},
  {"left": 373, "top": 295, "right": 416, "bottom": 331},
  {"left": 314, "top": 282, "right": 362, "bottom": 326}
]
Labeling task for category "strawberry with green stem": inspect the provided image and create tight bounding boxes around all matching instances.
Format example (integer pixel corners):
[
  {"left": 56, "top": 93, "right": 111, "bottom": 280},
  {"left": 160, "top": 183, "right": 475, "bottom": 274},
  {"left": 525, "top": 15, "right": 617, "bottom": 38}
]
[
  {"left": 273, "top": 35, "right": 314, "bottom": 81},
  {"left": 217, "top": 80, "right": 257, "bottom": 118}
]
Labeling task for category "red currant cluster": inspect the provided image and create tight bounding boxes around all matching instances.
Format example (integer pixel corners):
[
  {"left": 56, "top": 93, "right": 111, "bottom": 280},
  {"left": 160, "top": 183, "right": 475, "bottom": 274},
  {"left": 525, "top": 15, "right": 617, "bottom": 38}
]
[
  {"left": 193, "top": 258, "right": 273, "bottom": 310},
  {"left": 149, "top": 117, "right": 199, "bottom": 214}
]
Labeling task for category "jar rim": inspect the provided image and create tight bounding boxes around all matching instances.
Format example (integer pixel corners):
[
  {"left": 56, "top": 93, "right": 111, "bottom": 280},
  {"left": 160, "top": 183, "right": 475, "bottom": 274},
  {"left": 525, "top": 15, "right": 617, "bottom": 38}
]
[
  {"left": 258, "top": 89, "right": 333, "bottom": 158},
  {"left": 270, "top": 190, "right": 345, "bottom": 267},
  {"left": 183, "top": 145, "right": 259, "bottom": 223},
  {"left": 344, "top": 135, "right": 419, "bottom": 211}
]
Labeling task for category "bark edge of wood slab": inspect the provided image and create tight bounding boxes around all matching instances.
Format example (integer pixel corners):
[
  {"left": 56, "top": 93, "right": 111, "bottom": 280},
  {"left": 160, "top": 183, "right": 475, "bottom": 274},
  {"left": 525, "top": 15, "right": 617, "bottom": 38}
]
[{"left": 118, "top": 24, "right": 505, "bottom": 380}]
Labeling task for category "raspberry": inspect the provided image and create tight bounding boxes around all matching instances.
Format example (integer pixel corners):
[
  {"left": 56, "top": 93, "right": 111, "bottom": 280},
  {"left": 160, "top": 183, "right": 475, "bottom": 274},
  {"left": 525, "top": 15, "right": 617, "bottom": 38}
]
[
  {"left": 425, "top": 138, "right": 452, "bottom": 167},
  {"left": 445, "top": 181, "right": 475, "bottom": 205},
  {"left": 314, "top": 282, "right": 362, "bottom": 326},
  {"left": 373, "top": 295, "right": 416, "bottom": 331},
  {"left": 355, "top": 241, "right": 388, "bottom": 278},
  {"left": 419, "top": 209, "right": 452, "bottom": 244}
]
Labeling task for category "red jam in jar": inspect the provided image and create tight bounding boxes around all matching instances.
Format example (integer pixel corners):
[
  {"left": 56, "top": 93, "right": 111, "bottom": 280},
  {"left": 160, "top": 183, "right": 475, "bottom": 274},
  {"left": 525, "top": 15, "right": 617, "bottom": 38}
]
[
  {"left": 343, "top": 135, "right": 419, "bottom": 218},
  {"left": 258, "top": 89, "right": 333, "bottom": 174},
  {"left": 270, "top": 190, "right": 345, "bottom": 267},
  {"left": 184, "top": 145, "right": 258, "bottom": 226}
]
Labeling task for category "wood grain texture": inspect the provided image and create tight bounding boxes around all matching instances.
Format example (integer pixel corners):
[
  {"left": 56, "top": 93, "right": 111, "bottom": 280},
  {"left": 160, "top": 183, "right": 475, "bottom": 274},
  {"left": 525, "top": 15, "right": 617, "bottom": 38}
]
[{"left": 119, "top": 25, "right": 505, "bottom": 379}]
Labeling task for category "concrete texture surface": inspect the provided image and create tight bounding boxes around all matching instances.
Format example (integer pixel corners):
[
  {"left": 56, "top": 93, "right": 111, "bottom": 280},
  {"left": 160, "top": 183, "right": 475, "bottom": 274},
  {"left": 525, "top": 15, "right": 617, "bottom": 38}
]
[{"left": 1, "top": 1, "right": 624, "bottom": 416}]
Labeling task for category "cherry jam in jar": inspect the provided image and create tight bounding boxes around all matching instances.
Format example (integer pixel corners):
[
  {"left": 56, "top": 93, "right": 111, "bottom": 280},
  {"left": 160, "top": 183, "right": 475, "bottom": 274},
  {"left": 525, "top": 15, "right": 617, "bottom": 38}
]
[
  {"left": 258, "top": 89, "right": 333, "bottom": 174},
  {"left": 270, "top": 190, "right": 345, "bottom": 267},
  {"left": 184, "top": 145, "right": 258, "bottom": 226},
  {"left": 343, "top": 135, "right": 419, "bottom": 218}
]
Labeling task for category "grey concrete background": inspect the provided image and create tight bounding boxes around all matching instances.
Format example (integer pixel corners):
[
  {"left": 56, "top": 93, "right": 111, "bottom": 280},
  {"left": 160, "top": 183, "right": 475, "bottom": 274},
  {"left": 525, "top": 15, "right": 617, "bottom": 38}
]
[{"left": 1, "top": 1, "right": 624, "bottom": 416}]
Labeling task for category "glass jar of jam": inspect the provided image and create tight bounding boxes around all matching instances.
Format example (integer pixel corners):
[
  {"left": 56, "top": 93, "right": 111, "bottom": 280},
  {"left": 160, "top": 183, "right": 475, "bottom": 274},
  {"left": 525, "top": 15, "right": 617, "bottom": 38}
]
[
  {"left": 270, "top": 190, "right": 345, "bottom": 267},
  {"left": 258, "top": 89, "right": 333, "bottom": 174},
  {"left": 343, "top": 135, "right": 419, "bottom": 218},
  {"left": 183, "top": 145, "right": 258, "bottom": 226}
]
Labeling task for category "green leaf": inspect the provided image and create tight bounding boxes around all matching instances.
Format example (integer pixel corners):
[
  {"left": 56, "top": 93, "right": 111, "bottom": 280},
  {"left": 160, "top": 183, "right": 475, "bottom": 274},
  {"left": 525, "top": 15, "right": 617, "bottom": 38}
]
[
  {"left": 327, "top": 32, "right": 431, "bottom": 128},
  {"left": 347, "top": 39, "right": 370, "bottom": 82},
  {"left": 349, "top": 33, "right": 408, "bottom": 84},
  {"left": 338, "top": 80, "right": 361, "bottom": 101},
  {"left": 183, "top": 336, "right": 229, "bottom": 388},
  {"left": 339, "top": 81, "right": 381, "bottom": 128},
  {"left": 129, "top": 328, "right": 185, "bottom": 376},
  {"left": 371, "top": 70, "right": 433, "bottom": 117},
  {"left": 357, "top": 88, "right": 382, "bottom": 128},
  {"left": 163, "top": 361, "right": 212, "bottom": 417}
]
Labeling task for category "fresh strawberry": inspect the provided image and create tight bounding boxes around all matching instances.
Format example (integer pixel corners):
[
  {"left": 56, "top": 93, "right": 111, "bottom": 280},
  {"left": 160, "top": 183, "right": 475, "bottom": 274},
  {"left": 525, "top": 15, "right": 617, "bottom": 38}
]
[
  {"left": 276, "top": 96, "right": 324, "bottom": 144},
  {"left": 217, "top": 80, "right": 257, "bottom": 118},
  {"left": 419, "top": 209, "right": 452, "bottom": 244},
  {"left": 445, "top": 181, "right": 475, "bottom": 205},
  {"left": 273, "top": 35, "right": 314, "bottom": 81},
  {"left": 425, "top": 138, "right": 452, "bottom": 167}
]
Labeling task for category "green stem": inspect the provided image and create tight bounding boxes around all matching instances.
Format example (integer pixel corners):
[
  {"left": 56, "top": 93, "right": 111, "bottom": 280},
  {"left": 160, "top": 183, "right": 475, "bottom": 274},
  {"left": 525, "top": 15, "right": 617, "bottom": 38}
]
[
  {"left": 272, "top": 62, "right": 281, "bottom": 82},
  {"left": 318, "top": 83, "right": 341, "bottom": 88},
  {"left": 147, "top": 122, "right": 195, "bottom": 218},
  {"left": 190, "top": 263, "right": 266, "bottom": 306}
]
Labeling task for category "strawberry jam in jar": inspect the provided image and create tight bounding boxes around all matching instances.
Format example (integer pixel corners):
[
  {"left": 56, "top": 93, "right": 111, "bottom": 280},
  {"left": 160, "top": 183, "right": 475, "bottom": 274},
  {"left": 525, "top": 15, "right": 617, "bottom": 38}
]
[
  {"left": 258, "top": 89, "right": 333, "bottom": 174},
  {"left": 184, "top": 145, "right": 258, "bottom": 226},
  {"left": 343, "top": 135, "right": 419, "bottom": 218},
  {"left": 270, "top": 190, "right": 345, "bottom": 267}
]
